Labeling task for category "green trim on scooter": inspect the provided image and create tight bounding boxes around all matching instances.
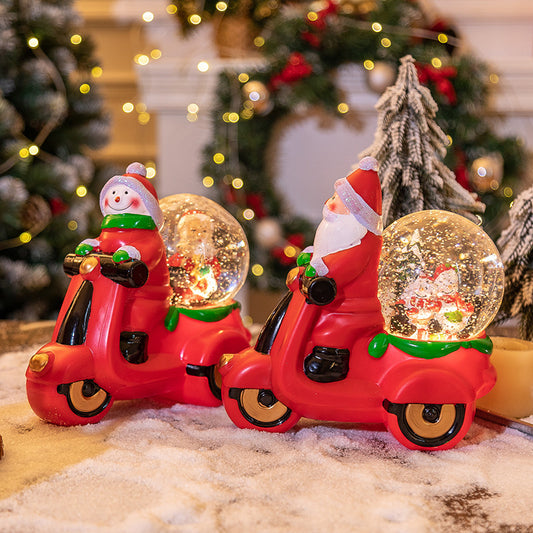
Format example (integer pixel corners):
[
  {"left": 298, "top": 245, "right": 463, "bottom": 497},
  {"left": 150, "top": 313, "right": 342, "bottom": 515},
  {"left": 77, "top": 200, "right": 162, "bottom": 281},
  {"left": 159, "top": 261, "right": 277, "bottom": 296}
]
[
  {"left": 368, "top": 333, "right": 493, "bottom": 360},
  {"left": 164, "top": 301, "right": 241, "bottom": 332}
]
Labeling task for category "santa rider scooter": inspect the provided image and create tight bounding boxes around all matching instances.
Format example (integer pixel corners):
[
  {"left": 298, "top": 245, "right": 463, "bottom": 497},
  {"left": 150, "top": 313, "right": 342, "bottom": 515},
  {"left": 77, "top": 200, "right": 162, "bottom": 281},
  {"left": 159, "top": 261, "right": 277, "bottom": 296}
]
[
  {"left": 26, "top": 164, "right": 251, "bottom": 426},
  {"left": 218, "top": 158, "right": 497, "bottom": 451}
]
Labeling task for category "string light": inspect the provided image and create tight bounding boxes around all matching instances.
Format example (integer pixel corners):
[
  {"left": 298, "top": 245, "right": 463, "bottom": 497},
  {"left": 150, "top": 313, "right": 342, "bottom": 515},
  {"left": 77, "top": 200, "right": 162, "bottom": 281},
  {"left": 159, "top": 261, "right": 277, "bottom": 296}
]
[
  {"left": 187, "top": 103, "right": 199, "bottom": 114},
  {"left": 197, "top": 61, "right": 209, "bottom": 72},
  {"left": 363, "top": 60, "right": 375, "bottom": 70},
  {"left": 213, "top": 152, "right": 225, "bottom": 164},
  {"left": 437, "top": 33, "right": 448, "bottom": 44},
  {"left": 188, "top": 14, "right": 202, "bottom": 25},
  {"left": 503, "top": 187, "right": 513, "bottom": 198},
  {"left": 243, "top": 209, "right": 255, "bottom": 220},
  {"left": 232, "top": 177, "right": 244, "bottom": 189},
  {"left": 79, "top": 83, "right": 91, "bottom": 94},
  {"left": 431, "top": 57, "right": 442, "bottom": 68},
  {"left": 187, "top": 112, "right": 198, "bottom": 122},
  {"left": 76, "top": 185, "right": 88, "bottom": 197},
  {"left": 135, "top": 54, "right": 150, "bottom": 66},
  {"left": 307, "top": 11, "right": 318, "bottom": 22},
  {"left": 251, "top": 264, "right": 264, "bottom": 276},
  {"left": 142, "top": 11, "right": 154, "bottom": 22},
  {"left": 337, "top": 102, "right": 349, "bottom": 114},
  {"left": 67, "top": 220, "right": 78, "bottom": 231},
  {"left": 91, "top": 66, "right": 103, "bottom": 78},
  {"left": 489, "top": 73, "right": 499, "bottom": 84},
  {"left": 150, "top": 49, "right": 162, "bottom": 59},
  {"left": 28, "top": 145, "right": 39, "bottom": 155},
  {"left": 19, "top": 232, "right": 32, "bottom": 244},
  {"left": 371, "top": 22, "right": 382, "bottom": 32},
  {"left": 203, "top": 176, "right": 215, "bottom": 188},
  {"left": 216, "top": 2, "right": 228, "bottom": 11},
  {"left": 166, "top": 4, "right": 177, "bottom": 15},
  {"left": 122, "top": 102, "right": 134, "bottom": 113},
  {"left": 138, "top": 112, "right": 150, "bottom": 125},
  {"left": 145, "top": 163, "right": 156, "bottom": 178},
  {"left": 284, "top": 245, "right": 297, "bottom": 258},
  {"left": 381, "top": 37, "right": 391, "bottom": 48},
  {"left": 228, "top": 112, "right": 239, "bottom": 123},
  {"left": 254, "top": 36, "right": 265, "bottom": 47},
  {"left": 70, "top": 34, "right": 82, "bottom": 45},
  {"left": 238, "top": 73, "right": 249, "bottom": 83},
  {"left": 27, "top": 37, "right": 39, "bottom": 48},
  {"left": 19, "top": 148, "right": 30, "bottom": 158}
]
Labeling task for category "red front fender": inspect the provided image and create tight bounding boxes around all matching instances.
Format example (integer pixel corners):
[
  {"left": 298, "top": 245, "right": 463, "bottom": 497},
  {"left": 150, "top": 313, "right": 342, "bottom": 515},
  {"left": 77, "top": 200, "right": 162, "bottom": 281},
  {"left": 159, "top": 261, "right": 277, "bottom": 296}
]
[{"left": 218, "top": 347, "right": 272, "bottom": 390}]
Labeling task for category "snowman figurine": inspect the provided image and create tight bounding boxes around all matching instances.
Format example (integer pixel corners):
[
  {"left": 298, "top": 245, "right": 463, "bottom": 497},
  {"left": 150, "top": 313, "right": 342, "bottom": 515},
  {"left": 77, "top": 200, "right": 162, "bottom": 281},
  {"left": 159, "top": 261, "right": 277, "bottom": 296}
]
[{"left": 75, "top": 162, "right": 171, "bottom": 362}]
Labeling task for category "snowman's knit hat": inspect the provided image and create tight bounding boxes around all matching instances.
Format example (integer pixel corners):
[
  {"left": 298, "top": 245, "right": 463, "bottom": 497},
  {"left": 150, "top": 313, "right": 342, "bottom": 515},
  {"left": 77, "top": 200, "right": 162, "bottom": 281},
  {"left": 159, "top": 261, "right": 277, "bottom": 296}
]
[{"left": 100, "top": 162, "right": 163, "bottom": 228}]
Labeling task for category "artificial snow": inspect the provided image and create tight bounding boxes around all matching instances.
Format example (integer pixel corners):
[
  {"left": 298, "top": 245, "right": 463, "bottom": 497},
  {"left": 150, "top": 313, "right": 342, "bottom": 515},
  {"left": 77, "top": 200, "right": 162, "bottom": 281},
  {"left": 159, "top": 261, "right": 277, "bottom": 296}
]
[{"left": 1, "top": 345, "right": 532, "bottom": 532}]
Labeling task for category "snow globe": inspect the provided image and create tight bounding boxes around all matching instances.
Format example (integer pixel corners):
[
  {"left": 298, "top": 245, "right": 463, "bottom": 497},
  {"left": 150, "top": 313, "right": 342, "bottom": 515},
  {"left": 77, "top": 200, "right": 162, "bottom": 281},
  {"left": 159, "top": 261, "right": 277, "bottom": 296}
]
[
  {"left": 159, "top": 194, "right": 249, "bottom": 317},
  {"left": 378, "top": 210, "right": 504, "bottom": 341}
]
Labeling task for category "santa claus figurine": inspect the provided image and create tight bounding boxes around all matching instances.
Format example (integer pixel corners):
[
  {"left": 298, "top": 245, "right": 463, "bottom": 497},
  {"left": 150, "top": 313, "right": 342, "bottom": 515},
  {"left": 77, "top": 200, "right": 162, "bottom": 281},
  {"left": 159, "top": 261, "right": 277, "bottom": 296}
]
[
  {"left": 168, "top": 210, "right": 221, "bottom": 307},
  {"left": 75, "top": 162, "right": 171, "bottom": 363},
  {"left": 294, "top": 156, "right": 385, "bottom": 382}
]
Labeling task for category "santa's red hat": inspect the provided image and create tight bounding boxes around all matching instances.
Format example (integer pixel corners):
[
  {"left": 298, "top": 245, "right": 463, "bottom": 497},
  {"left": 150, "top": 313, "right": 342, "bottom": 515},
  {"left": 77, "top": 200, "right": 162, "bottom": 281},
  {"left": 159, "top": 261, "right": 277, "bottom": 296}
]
[
  {"left": 99, "top": 162, "right": 163, "bottom": 228},
  {"left": 334, "top": 156, "right": 383, "bottom": 235}
]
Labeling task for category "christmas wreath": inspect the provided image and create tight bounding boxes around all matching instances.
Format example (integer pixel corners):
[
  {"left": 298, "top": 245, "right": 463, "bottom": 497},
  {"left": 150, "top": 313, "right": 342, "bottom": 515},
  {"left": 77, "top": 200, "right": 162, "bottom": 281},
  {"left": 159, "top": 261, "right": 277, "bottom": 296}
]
[{"left": 190, "top": 0, "right": 526, "bottom": 290}]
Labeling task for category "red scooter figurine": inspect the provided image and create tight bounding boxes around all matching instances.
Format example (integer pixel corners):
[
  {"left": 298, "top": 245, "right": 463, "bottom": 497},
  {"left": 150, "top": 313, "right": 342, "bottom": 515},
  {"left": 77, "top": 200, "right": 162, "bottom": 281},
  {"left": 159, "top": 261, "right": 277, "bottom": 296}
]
[
  {"left": 218, "top": 157, "right": 501, "bottom": 450},
  {"left": 26, "top": 164, "right": 251, "bottom": 426}
]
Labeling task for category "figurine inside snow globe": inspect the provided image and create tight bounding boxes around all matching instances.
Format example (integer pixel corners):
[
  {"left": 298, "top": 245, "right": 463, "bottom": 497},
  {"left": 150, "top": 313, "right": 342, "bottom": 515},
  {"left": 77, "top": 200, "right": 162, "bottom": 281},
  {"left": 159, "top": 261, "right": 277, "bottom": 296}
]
[
  {"left": 159, "top": 194, "right": 249, "bottom": 323},
  {"left": 378, "top": 210, "right": 504, "bottom": 341}
]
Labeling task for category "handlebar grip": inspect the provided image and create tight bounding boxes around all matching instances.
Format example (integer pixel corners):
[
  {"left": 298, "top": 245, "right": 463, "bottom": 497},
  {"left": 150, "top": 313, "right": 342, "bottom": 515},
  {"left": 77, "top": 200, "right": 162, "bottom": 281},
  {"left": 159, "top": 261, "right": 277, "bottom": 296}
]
[
  {"left": 63, "top": 253, "right": 148, "bottom": 288},
  {"left": 300, "top": 275, "right": 337, "bottom": 306}
]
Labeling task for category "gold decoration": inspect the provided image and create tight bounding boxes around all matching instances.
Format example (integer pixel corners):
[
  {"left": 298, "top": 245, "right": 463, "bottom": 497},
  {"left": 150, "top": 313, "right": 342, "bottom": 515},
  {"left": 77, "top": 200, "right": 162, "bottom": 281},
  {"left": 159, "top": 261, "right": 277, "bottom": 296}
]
[
  {"left": 242, "top": 80, "right": 272, "bottom": 115},
  {"left": 470, "top": 153, "right": 504, "bottom": 193},
  {"left": 29, "top": 352, "right": 49, "bottom": 373}
]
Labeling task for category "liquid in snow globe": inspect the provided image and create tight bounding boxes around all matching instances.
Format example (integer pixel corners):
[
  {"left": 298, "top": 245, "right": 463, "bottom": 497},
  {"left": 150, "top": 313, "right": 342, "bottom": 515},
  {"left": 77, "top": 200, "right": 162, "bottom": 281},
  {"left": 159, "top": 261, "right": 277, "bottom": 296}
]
[{"left": 378, "top": 210, "right": 504, "bottom": 341}]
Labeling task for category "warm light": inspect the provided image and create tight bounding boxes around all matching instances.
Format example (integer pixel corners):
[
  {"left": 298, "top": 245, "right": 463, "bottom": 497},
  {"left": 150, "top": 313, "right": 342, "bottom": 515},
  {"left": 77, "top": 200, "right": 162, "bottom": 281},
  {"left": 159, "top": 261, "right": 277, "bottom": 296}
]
[
  {"left": 203, "top": 176, "right": 214, "bottom": 188},
  {"left": 188, "top": 14, "right": 202, "bottom": 25},
  {"left": 19, "top": 148, "right": 29, "bottom": 158},
  {"left": 27, "top": 37, "right": 39, "bottom": 48},
  {"left": 28, "top": 145, "right": 39, "bottom": 156},
  {"left": 227, "top": 112, "right": 239, "bottom": 123},
  {"left": 363, "top": 60, "right": 375, "bottom": 70},
  {"left": 67, "top": 220, "right": 78, "bottom": 231},
  {"left": 241, "top": 109, "right": 254, "bottom": 120},
  {"left": 337, "top": 102, "right": 349, "bottom": 114},
  {"left": 380, "top": 37, "right": 391, "bottom": 48},
  {"left": 238, "top": 72, "right": 249, "bottom": 83},
  {"left": 122, "top": 102, "right": 134, "bottom": 113},
  {"left": 79, "top": 83, "right": 91, "bottom": 94},
  {"left": 371, "top": 22, "right": 382, "bottom": 32},
  {"left": 431, "top": 57, "right": 442, "bottom": 69},
  {"left": 489, "top": 73, "right": 499, "bottom": 84},
  {"left": 197, "top": 61, "right": 209, "bottom": 72},
  {"left": 166, "top": 4, "right": 177, "bottom": 14},
  {"left": 142, "top": 11, "right": 154, "bottom": 22},
  {"left": 135, "top": 54, "right": 150, "bottom": 66},
  {"left": 76, "top": 185, "right": 88, "bottom": 197},
  {"left": 216, "top": 2, "right": 228, "bottom": 11},
  {"left": 150, "top": 49, "right": 162, "bottom": 59},
  {"left": 70, "top": 34, "right": 82, "bottom": 45},
  {"left": 254, "top": 36, "right": 265, "bottom": 47},
  {"left": 146, "top": 167, "right": 156, "bottom": 179},
  {"left": 446, "top": 135, "right": 453, "bottom": 146},
  {"left": 307, "top": 11, "right": 318, "bottom": 22},
  {"left": 251, "top": 264, "right": 264, "bottom": 276},
  {"left": 243, "top": 209, "right": 255, "bottom": 220},
  {"left": 187, "top": 103, "right": 199, "bottom": 114},
  {"left": 136, "top": 103, "right": 147, "bottom": 113},
  {"left": 138, "top": 112, "right": 150, "bottom": 125},
  {"left": 91, "top": 66, "right": 103, "bottom": 78},
  {"left": 284, "top": 245, "right": 297, "bottom": 258},
  {"left": 490, "top": 180, "right": 500, "bottom": 191},
  {"left": 19, "top": 232, "right": 32, "bottom": 243},
  {"left": 437, "top": 33, "right": 448, "bottom": 44},
  {"left": 232, "top": 177, "right": 244, "bottom": 189},
  {"left": 504, "top": 187, "right": 513, "bottom": 198},
  {"left": 213, "top": 153, "right": 225, "bottom": 164},
  {"left": 187, "top": 113, "right": 198, "bottom": 122}
]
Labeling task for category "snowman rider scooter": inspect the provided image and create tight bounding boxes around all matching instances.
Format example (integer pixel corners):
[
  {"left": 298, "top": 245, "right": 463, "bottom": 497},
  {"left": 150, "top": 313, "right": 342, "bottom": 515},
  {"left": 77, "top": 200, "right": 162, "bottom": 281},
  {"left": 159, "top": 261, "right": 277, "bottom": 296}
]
[
  {"left": 26, "top": 163, "right": 251, "bottom": 426},
  {"left": 218, "top": 157, "right": 497, "bottom": 451}
]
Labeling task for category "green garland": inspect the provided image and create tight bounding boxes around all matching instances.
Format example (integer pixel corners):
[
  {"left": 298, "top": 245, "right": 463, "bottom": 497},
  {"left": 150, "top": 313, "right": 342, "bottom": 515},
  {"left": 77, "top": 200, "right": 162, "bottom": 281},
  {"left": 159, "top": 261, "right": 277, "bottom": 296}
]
[{"left": 198, "top": 0, "right": 526, "bottom": 290}]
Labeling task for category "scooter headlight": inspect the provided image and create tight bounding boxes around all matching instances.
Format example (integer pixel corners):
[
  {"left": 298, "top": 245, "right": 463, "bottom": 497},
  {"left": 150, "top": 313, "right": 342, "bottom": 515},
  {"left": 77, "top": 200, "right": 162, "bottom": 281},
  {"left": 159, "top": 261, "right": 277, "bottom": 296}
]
[
  {"left": 29, "top": 352, "right": 49, "bottom": 373},
  {"left": 218, "top": 353, "right": 234, "bottom": 368}
]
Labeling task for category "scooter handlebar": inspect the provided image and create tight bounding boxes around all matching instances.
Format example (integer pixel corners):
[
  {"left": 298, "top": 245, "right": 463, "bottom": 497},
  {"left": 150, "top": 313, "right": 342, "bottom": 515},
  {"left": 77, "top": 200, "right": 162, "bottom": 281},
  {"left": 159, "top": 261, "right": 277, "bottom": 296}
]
[
  {"left": 300, "top": 275, "right": 337, "bottom": 306},
  {"left": 63, "top": 253, "right": 149, "bottom": 288}
]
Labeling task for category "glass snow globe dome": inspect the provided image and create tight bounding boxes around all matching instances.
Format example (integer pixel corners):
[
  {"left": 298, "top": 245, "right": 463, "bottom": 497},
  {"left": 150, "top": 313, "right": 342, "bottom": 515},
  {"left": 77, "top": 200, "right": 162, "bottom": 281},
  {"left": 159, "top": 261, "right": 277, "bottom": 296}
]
[
  {"left": 378, "top": 210, "right": 504, "bottom": 341},
  {"left": 159, "top": 194, "right": 249, "bottom": 309}
]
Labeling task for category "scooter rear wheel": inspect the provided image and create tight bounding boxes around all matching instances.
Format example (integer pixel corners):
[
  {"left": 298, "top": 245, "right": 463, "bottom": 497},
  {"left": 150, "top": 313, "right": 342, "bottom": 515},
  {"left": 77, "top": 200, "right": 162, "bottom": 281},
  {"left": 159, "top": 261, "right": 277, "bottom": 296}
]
[
  {"left": 223, "top": 387, "right": 300, "bottom": 432},
  {"left": 384, "top": 401, "right": 474, "bottom": 450}
]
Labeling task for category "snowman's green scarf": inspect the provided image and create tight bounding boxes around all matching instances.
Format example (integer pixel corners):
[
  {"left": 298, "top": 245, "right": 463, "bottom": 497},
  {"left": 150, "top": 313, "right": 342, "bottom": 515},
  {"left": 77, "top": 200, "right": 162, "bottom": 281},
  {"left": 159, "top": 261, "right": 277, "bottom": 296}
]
[{"left": 101, "top": 214, "right": 157, "bottom": 230}]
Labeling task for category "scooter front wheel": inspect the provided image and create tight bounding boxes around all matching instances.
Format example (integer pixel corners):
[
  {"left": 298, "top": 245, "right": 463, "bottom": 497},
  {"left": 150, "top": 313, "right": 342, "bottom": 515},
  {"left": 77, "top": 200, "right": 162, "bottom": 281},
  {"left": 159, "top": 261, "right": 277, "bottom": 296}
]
[
  {"left": 222, "top": 387, "right": 300, "bottom": 432},
  {"left": 384, "top": 401, "right": 474, "bottom": 450},
  {"left": 58, "top": 380, "right": 113, "bottom": 421}
]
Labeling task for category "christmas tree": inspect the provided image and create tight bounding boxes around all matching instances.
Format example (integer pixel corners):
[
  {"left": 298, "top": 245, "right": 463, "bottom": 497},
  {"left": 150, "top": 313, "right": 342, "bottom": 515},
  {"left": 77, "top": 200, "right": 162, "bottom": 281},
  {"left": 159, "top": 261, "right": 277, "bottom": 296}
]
[
  {"left": 0, "top": 0, "right": 110, "bottom": 320},
  {"left": 495, "top": 188, "right": 533, "bottom": 340},
  {"left": 360, "top": 55, "right": 484, "bottom": 227}
]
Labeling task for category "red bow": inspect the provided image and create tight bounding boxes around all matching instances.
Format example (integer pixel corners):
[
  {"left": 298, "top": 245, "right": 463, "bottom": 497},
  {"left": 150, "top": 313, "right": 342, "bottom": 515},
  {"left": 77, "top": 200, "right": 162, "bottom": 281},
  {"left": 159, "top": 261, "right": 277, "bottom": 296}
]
[
  {"left": 270, "top": 52, "right": 313, "bottom": 90},
  {"left": 416, "top": 63, "right": 457, "bottom": 105}
]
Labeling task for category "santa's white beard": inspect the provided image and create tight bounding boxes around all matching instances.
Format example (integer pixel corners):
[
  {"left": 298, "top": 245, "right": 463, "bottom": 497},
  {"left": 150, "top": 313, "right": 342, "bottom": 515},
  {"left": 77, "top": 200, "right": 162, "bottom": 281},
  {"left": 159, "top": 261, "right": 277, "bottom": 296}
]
[{"left": 310, "top": 205, "right": 368, "bottom": 275}]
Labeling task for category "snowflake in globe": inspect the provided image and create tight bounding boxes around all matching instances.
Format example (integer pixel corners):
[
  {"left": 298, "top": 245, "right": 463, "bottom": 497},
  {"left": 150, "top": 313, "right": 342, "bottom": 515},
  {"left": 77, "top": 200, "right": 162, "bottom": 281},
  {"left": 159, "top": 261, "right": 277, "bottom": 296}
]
[
  {"left": 159, "top": 194, "right": 249, "bottom": 309},
  {"left": 378, "top": 210, "right": 504, "bottom": 341}
]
